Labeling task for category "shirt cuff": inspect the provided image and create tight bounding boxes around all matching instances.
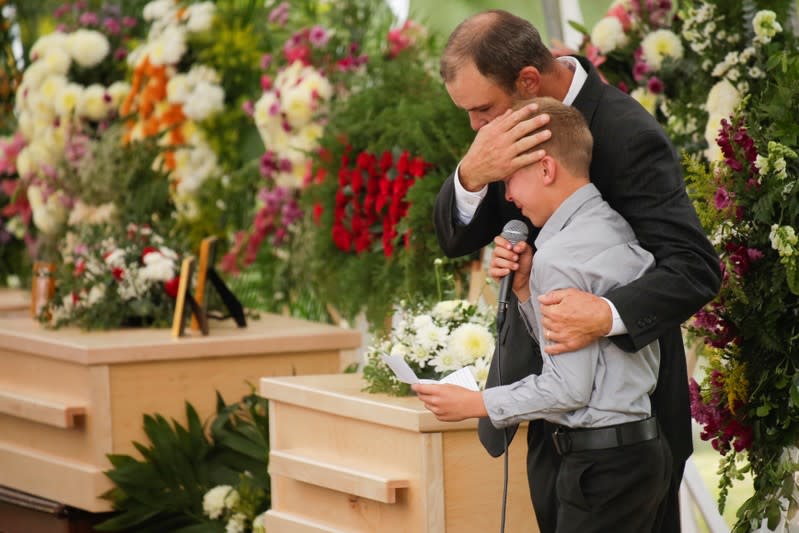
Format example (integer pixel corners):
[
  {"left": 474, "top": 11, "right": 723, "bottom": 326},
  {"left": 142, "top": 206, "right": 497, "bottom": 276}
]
[
  {"left": 453, "top": 162, "right": 487, "bottom": 225},
  {"left": 600, "top": 297, "right": 628, "bottom": 336}
]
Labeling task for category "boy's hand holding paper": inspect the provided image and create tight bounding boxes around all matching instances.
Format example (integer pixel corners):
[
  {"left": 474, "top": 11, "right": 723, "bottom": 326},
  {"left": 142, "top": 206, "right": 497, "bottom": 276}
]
[{"left": 380, "top": 355, "right": 479, "bottom": 391}]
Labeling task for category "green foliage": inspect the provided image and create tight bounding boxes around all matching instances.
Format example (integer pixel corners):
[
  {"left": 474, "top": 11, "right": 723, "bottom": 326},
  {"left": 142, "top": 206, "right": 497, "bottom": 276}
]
[
  {"left": 303, "top": 48, "right": 474, "bottom": 331},
  {"left": 97, "top": 390, "right": 270, "bottom": 533}
]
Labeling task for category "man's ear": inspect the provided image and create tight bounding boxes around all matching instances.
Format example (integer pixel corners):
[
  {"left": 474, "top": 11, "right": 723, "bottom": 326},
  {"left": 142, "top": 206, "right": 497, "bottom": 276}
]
[{"left": 515, "top": 66, "right": 541, "bottom": 98}]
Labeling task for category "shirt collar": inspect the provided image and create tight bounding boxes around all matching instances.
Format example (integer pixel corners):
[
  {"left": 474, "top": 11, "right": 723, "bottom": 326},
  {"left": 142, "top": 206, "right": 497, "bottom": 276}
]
[
  {"left": 557, "top": 56, "right": 588, "bottom": 106},
  {"left": 535, "top": 183, "right": 601, "bottom": 249}
]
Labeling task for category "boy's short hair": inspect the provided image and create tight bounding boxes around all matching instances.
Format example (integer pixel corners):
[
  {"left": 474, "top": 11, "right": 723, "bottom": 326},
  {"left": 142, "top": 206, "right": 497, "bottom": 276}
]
[{"left": 516, "top": 97, "right": 593, "bottom": 177}]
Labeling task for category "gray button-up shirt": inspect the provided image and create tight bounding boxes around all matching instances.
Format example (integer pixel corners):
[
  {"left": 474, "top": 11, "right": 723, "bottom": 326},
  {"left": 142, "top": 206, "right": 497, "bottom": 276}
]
[{"left": 483, "top": 183, "right": 659, "bottom": 429}]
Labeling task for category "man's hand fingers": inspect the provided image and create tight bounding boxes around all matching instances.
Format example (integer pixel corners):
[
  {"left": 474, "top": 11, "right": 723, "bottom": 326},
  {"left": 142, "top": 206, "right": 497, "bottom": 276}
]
[{"left": 538, "top": 288, "right": 568, "bottom": 306}]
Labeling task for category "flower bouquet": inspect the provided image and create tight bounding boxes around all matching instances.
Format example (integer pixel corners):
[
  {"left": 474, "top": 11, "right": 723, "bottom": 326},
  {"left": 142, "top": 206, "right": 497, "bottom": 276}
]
[
  {"left": 43, "top": 223, "right": 183, "bottom": 330},
  {"left": 362, "top": 299, "right": 495, "bottom": 396}
]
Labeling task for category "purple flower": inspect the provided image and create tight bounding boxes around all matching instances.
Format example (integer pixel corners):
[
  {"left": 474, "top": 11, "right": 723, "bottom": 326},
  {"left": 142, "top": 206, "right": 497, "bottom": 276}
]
[
  {"left": 714, "top": 187, "right": 731, "bottom": 209},
  {"left": 647, "top": 76, "right": 664, "bottom": 94},
  {"left": 79, "top": 11, "right": 99, "bottom": 26},
  {"left": 103, "top": 17, "right": 121, "bottom": 35},
  {"left": 260, "top": 53, "right": 272, "bottom": 71},
  {"left": 268, "top": 2, "right": 290, "bottom": 26},
  {"left": 122, "top": 16, "right": 137, "bottom": 28},
  {"left": 309, "top": 25, "right": 330, "bottom": 48},
  {"left": 241, "top": 100, "right": 254, "bottom": 116}
]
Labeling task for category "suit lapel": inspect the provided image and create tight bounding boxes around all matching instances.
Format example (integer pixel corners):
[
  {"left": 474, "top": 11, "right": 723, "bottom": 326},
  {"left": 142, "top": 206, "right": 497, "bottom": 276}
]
[{"left": 571, "top": 56, "right": 605, "bottom": 127}]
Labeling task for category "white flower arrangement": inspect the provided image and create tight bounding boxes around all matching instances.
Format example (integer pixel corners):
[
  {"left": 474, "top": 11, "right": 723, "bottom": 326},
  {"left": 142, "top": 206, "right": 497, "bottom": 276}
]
[
  {"left": 253, "top": 60, "right": 333, "bottom": 188},
  {"left": 590, "top": 16, "right": 628, "bottom": 54},
  {"left": 363, "top": 299, "right": 496, "bottom": 395}
]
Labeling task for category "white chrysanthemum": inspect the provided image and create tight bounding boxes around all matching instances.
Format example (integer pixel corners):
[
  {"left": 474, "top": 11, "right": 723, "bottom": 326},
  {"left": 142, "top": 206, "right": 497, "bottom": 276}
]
[
  {"left": 87, "top": 284, "right": 106, "bottom": 306},
  {"left": 173, "top": 134, "right": 218, "bottom": 195},
  {"left": 38, "top": 74, "right": 68, "bottom": 106},
  {"left": 182, "top": 81, "right": 224, "bottom": 121},
  {"left": 640, "top": 29, "right": 683, "bottom": 71},
  {"left": 753, "top": 10, "right": 782, "bottom": 44},
  {"left": 630, "top": 87, "right": 657, "bottom": 116},
  {"left": 54, "top": 82, "right": 84, "bottom": 117},
  {"left": 139, "top": 250, "right": 177, "bottom": 282},
  {"left": 187, "top": 64, "right": 220, "bottom": 85},
  {"left": 253, "top": 91, "right": 280, "bottom": 131},
  {"left": 430, "top": 348, "right": 462, "bottom": 373},
  {"left": 432, "top": 300, "right": 463, "bottom": 321},
  {"left": 291, "top": 122, "right": 324, "bottom": 153},
  {"left": 107, "top": 81, "right": 131, "bottom": 108},
  {"left": 705, "top": 79, "right": 740, "bottom": 117},
  {"left": 414, "top": 322, "right": 448, "bottom": 352},
  {"left": 28, "top": 186, "right": 67, "bottom": 235},
  {"left": 447, "top": 323, "right": 495, "bottom": 364},
  {"left": 30, "top": 32, "right": 69, "bottom": 61},
  {"left": 186, "top": 2, "right": 216, "bottom": 33},
  {"left": 148, "top": 26, "right": 187, "bottom": 66},
  {"left": 703, "top": 113, "right": 725, "bottom": 162},
  {"left": 471, "top": 356, "right": 491, "bottom": 390},
  {"left": 167, "top": 74, "right": 190, "bottom": 104},
  {"left": 281, "top": 85, "right": 315, "bottom": 129},
  {"left": 67, "top": 30, "right": 110, "bottom": 68},
  {"left": 202, "top": 485, "right": 237, "bottom": 520},
  {"left": 412, "top": 314, "right": 433, "bottom": 330},
  {"left": 104, "top": 248, "right": 125, "bottom": 268},
  {"left": 225, "top": 512, "right": 247, "bottom": 533},
  {"left": 590, "top": 16, "right": 628, "bottom": 54},
  {"left": 298, "top": 68, "right": 334, "bottom": 102},
  {"left": 39, "top": 48, "right": 71, "bottom": 75},
  {"left": 389, "top": 342, "right": 410, "bottom": 360},
  {"left": 143, "top": 0, "right": 175, "bottom": 21},
  {"left": 78, "top": 84, "right": 111, "bottom": 121}
]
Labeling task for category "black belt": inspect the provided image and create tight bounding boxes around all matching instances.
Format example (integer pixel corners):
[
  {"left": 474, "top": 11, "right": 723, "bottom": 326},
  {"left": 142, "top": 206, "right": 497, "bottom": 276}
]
[{"left": 552, "top": 417, "right": 658, "bottom": 455}]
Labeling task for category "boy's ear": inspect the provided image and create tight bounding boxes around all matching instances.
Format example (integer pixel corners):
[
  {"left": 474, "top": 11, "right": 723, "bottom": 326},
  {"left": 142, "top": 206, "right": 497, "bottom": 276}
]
[{"left": 541, "top": 156, "right": 556, "bottom": 185}]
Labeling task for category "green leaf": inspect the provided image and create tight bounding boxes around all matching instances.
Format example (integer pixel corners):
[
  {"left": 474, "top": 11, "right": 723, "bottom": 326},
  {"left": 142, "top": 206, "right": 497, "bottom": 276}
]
[
  {"left": 756, "top": 403, "right": 772, "bottom": 417},
  {"left": 767, "top": 500, "right": 782, "bottom": 530}
]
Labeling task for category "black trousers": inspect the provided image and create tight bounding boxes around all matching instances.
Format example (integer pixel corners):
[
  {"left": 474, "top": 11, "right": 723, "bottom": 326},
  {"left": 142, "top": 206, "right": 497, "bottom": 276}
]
[{"left": 525, "top": 421, "right": 678, "bottom": 533}]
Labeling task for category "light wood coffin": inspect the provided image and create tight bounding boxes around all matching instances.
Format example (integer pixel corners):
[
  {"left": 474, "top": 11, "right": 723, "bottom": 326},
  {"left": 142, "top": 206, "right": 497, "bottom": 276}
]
[
  {"left": 0, "top": 315, "right": 360, "bottom": 512},
  {"left": 261, "top": 373, "right": 538, "bottom": 533},
  {"left": 0, "top": 289, "right": 29, "bottom": 318}
]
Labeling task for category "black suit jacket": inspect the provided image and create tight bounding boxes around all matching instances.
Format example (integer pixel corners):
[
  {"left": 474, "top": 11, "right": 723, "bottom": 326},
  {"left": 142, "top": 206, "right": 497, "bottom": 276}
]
[{"left": 433, "top": 57, "right": 721, "bottom": 467}]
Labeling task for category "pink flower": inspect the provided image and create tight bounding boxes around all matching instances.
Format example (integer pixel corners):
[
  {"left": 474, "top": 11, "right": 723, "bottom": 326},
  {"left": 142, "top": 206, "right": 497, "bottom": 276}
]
[
  {"left": 714, "top": 187, "right": 731, "bottom": 210},
  {"left": 308, "top": 25, "right": 330, "bottom": 48},
  {"left": 607, "top": 4, "right": 632, "bottom": 31},
  {"left": 79, "top": 11, "right": 99, "bottom": 26},
  {"left": 647, "top": 76, "right": 664, "bottom": 94}
]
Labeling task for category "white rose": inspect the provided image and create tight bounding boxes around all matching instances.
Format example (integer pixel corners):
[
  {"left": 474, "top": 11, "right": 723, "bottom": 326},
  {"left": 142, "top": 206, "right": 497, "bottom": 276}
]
[
  {"left": 68, "top": 29, "right": 110, "bottom": 68},
  {"left": 590, "top": 16, "right": 628, "bottom": 54}
]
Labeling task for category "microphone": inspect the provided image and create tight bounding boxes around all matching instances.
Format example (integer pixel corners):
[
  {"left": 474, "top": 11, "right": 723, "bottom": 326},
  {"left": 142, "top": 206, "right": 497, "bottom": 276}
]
[{"left": 496, "top": 219, "right": 529, "bottom": 330}]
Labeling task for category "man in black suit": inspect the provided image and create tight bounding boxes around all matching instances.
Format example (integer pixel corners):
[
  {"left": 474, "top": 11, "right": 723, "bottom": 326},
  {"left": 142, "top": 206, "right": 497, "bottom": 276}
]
[{"left": 433, "top": 10, "right": 720, "bottom": 533}]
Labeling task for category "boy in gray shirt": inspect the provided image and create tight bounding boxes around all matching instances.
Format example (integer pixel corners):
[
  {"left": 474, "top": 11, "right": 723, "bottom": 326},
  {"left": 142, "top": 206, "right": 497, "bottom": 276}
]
[{"left": 413, "top": 97, "right": 671, "bottom": 532}]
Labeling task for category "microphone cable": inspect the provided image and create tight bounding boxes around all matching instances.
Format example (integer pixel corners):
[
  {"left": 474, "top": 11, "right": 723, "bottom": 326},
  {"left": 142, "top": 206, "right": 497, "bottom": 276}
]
[{"left": 496, "top": 310, "right": 509, "bottom": 533}]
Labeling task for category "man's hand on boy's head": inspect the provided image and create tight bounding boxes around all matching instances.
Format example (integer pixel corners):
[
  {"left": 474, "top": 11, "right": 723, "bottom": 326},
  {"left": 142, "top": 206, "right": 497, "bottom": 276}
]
[{"left": 459, "top": 104, "right": 551, "bottom": 191}]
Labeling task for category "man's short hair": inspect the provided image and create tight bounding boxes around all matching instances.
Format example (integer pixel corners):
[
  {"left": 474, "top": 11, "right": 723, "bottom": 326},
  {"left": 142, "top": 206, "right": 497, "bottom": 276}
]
[
  {"left": 440, "top": 10, "right": 555, "bottom": 94},
  {"left": 517, "top": 97, "right": 593, "bottom": 177}
]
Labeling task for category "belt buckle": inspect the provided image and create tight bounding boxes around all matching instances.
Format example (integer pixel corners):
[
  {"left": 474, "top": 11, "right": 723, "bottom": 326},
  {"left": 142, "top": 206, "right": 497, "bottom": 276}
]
[{"left": 552, "top": 428, "right": 571, "bottom": 455}]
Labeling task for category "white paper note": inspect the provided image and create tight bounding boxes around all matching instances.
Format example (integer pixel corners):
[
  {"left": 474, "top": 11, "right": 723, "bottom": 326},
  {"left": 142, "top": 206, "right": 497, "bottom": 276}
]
[{"left": 380, "top": 355, "right": 479, "bottom": 391}]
